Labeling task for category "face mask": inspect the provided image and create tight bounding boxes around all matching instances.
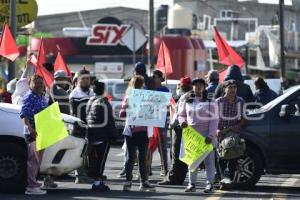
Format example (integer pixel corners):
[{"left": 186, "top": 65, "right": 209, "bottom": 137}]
[{"left": 176, "top": 89, "right": 180, "bottom": 96}]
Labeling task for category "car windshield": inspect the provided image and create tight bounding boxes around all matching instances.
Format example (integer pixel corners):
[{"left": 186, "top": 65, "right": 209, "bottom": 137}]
[
  {"left": 107, "top": 82, "right": 128, "bottom": 101},
  {"left": 258, "top": 86, "right": 299, "bottom": 113}
]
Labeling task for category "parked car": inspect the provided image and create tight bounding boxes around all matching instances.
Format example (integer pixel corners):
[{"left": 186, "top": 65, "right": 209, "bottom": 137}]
[
  {"left": 233, "top": 85, "right": 300, "bottom": 188},
  {"left": 0, "top": 103, "right": 86, "bottom": 193}
]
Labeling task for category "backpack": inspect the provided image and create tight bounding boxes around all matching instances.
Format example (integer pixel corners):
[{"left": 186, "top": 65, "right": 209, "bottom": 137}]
[{"left": 218, "top": 129, "right": 246, "bottom": 160}]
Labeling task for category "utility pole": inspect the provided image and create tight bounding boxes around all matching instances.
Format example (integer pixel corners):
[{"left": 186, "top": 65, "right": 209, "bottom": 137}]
[
  {"left": 8, "top": 0, "right": 16, "bottom": 81},
  {"left": 279, "top": 0, "right": 286, "bottom": 79},
  {"left": 148, "top": 0, "right": 155, "bottom": 73}
]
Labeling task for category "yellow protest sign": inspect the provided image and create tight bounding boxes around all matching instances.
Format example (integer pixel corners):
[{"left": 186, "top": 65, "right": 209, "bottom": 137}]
[
  {"left": 34, "top": 102, "right": 68, "bottom": 151},
  {"left": 179, "top": 125, "right": 213, "bottom": 166},
  {"left": 0, "top": 0, "right": 38, "bottom": 28}
]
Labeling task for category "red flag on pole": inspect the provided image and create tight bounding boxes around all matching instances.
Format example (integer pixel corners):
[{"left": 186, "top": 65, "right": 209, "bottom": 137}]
[
  {"left": 156, "top": 41, "right": 173, "bottom": 75},
  {"left": 148, "top": 127, "right": 160, "bottom": 153},
  {"left": 35, "top": 39, "right": 54, "bottom": 87},
  {"left": 214, "top": 27, "right": 244, "bottom": 68},
  {"left": 37, "top": 39, "right": 47, "bottom": 67},
  {"left": 54, "top": 51, "right": 71, "bottom": 76},
  {"left": 0, "top": 23, "right": 19, "bottom": 61}
]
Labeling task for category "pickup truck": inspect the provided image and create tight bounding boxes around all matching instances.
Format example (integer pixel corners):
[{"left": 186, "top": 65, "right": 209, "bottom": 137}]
[
  {"left": 234, "top": 85, "right": 300, "bottom": 188},
  {"left": 0, "top": 103, "right": 86, "bottom": 193}
]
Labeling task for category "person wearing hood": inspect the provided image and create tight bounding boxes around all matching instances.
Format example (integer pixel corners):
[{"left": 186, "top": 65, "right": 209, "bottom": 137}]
[
  {"left": 254, "top": 77, "right": 277, "bottom": 105},
  {"left": 214, "top": 65, "right": 254, "bottom": 103},
  {"left": 85, "top": 80, "right": 117, "bottom": 192},
  {"left": 134, "top": 62, "right": 155, "bottom": 90}
]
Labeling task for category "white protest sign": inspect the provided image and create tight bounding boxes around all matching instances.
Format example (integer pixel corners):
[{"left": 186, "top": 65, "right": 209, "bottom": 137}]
[{"left": 126, "top": 89, "right": 172, "bottom": 128}]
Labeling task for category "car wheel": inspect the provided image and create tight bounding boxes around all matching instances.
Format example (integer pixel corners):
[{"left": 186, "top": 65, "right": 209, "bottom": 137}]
[
  {"left": 0, "top": 143, "right": 27, "bottom": 193},
  {"left": 232, "top": 147, "right": 264, "bottom": 189}
]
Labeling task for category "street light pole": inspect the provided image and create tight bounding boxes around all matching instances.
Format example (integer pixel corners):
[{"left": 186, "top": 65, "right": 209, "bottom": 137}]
[
  {"left": 8, "top": 0, "right": 16, "bottom": 81},
  {"left": 148, "top": 0, "right": 155, "bottom": 73},
  {"left": 279, "top": 0, "right": 286, "bottom": 79}
]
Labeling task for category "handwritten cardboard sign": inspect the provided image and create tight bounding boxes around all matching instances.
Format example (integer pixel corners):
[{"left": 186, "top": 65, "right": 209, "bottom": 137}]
[
  {"left": 126, "top": 89, "right": 172, "bottom": 128},
  {"left": 179, "top": 126, "right": 213, "bottom": 170}
]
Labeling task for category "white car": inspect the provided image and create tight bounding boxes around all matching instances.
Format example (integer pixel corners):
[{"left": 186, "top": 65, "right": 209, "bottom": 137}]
[{"left": 0, "top": 103, "right": 86, "bottom": 193}]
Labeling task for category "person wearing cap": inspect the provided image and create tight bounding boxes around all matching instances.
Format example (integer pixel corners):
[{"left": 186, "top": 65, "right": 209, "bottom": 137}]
[
  {"left": 134, "top": 62, "right": 155, "bottom": 90},
  {"left": 178, "top": 78, "right": 219, "bottom": 193},
  {"left": 205, "top": 70, "right": 219, "bottom": 100},
  {"left": 214, "top": 65, "right": 254, "bottom": 103},
  {"left": 216, "top": 80, "right": 246, "bottom": 188},
  {"left": 158, "top": 76, "right": 192, "bottom": 185},
  {"left": 50, "top": 70, "right": 71, "bottom": 114},
  {"left": 85, "top": 80, "right": 117, "bottom": 192},
  {"left": 69, "top": 67, "right": 95, "bottom": 184}
]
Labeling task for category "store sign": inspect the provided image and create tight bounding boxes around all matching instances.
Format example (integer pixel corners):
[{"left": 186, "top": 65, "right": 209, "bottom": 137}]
[
  {"left": 86, "top": 24, "right": 130, "bottom": 46},
  {"left": 0, "top": 0, "right": 38, "bottom": 28},
  {"left": 95, "top": 62, "right": 124, "bottom": 73}
]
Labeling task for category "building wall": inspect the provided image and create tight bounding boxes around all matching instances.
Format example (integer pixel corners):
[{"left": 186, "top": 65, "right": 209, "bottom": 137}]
[
  {"left": 35, "top": 7, "right": 148, "bottom": 36},
  {"left": 175, "top": 0, "right": 300, "bottom": 40}
]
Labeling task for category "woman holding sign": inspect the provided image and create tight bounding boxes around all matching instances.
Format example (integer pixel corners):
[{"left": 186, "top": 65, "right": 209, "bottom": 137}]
[
  {"left": 178, "top": 78, "right": 219, "bottom": 193},
  {"left": 119, "top": 75, "right": 155, "bottom": 192}
]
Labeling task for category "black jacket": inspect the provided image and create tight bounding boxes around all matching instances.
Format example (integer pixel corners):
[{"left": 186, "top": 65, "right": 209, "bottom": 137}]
[
  {"left": 86, "top": 96, "right": 117, "bottom": 142},
  {"left": 214, "top": 65, "right": 254, "bottom": 102}
]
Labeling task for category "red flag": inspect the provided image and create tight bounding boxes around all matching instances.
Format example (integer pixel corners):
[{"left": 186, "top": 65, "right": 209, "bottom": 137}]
[
  {"left": 35, "top": 64, "right": 54, "bottom": 88},
  {"left": 35, "top": 39, "right": 53, "bottom": 87},
  {"left": 0, "top": 23, "right": 19, "bottom": 61},
  {"left": 148, "top": 127, "right": 160, "bottom": 153},
  {"left": 54, "top": 51, "right": 71, "bottom": 76},
  {"left": 214, "top": 27, "right": 244, "bottom": 68},
  {"left": 28, "top": 54, "right": 38, "bottom": 67},
  {"left": 156, "top": 41, "right": 173, "bottom": 75},
  {"left": 37, "top": 39, "right": 47, "bottom": 67}
]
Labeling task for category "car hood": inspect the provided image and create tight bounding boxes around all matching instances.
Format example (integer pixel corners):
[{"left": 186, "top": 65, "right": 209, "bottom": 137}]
[{"left": 0, "top": 103, "right": 81, "bottom": 124}]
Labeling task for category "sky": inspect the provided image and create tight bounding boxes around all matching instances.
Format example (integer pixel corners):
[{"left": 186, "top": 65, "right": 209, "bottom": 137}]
[{"left": 36, "top": 0, "right": 174, "bottom": 16}]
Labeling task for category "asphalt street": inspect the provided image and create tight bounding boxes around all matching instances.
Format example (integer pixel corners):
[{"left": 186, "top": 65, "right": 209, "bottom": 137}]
[{"left": 1, "top": 146, "right": 300, "bottom": 200}]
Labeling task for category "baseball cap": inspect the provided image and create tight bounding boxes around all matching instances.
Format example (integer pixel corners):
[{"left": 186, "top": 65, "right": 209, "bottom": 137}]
[{"left": 179, "top": 76, "right": 192, "bottom": 86}]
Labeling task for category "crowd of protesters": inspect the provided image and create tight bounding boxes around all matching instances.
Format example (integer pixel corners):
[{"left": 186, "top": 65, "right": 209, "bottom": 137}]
[{"left": 0, "top": 59, "right": 283, "bottom": 195}]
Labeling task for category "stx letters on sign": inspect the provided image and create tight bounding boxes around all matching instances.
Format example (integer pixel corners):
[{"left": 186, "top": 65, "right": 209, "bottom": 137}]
[{"left": 86, "top": 24, "right": 130, "bottom": 46}]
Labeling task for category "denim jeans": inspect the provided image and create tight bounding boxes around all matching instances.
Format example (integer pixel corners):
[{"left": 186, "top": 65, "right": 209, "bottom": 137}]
[
  {"left": 157, "top": 127, "right": 168, "bottom": 173},
  {"left": 188, "top": 150, "right": 216, "bottom": 185},
  {"left": 125, "top": 131, "right": 148, "bottom": 183}
]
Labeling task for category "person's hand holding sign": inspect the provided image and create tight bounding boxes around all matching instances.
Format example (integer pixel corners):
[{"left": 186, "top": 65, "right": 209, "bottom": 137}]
[
  {"left": 205, "top": 137, "right": 212, "bottom": 144},
  {"left": 181, "top": 122, "right": 188, "bottom": 129}
]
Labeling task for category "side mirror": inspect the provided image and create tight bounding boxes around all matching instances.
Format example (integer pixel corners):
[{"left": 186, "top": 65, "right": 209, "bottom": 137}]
[{"left": 279, "top": 104, "right": 289, "bottom": 117}]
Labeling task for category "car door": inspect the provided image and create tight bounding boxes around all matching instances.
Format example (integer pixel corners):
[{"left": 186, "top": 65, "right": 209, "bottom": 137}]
[{"left": 269, "top": 90, "right": 300, "bottom": 171}]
